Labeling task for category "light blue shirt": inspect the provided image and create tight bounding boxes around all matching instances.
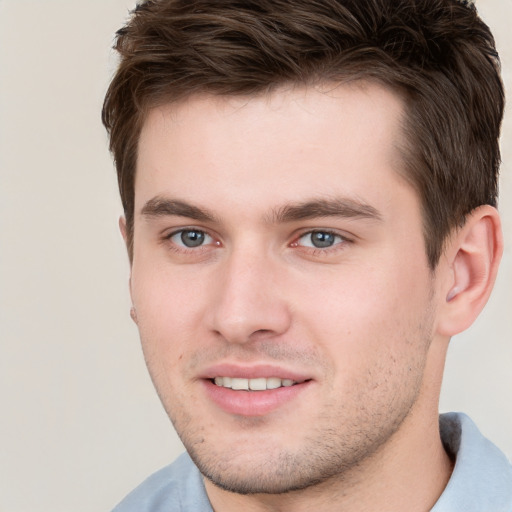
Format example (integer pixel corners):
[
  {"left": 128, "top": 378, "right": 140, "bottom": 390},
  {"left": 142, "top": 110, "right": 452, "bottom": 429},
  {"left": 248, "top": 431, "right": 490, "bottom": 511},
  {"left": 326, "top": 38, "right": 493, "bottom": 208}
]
[{"left": 112, "top": 413, "right": 512, "bottom": 511}]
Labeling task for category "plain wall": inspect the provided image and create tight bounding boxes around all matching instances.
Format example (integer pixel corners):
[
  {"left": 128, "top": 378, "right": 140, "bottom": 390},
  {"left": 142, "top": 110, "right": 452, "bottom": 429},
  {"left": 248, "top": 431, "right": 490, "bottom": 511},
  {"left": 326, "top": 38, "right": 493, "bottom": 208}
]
[{"left": 0, "top": 1, "right": 510, "bottom": 510}]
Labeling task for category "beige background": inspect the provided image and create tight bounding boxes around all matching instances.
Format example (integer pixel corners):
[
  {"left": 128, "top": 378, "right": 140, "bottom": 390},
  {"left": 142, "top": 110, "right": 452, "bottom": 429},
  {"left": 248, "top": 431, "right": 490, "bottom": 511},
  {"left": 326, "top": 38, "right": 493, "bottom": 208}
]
[{"left": 0, "top": 1, "right": 510, "bottom": 510}]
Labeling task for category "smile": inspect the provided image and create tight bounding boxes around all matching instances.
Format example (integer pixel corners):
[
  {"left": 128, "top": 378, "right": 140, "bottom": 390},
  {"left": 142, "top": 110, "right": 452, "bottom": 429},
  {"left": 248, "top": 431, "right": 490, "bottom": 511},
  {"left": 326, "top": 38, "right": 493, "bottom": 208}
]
[
  {"left": 213, "top": 376, "right": 299, "bottom": 391},
  {"left": 202, "top": 367, "right": 314, "bottom": 416}
]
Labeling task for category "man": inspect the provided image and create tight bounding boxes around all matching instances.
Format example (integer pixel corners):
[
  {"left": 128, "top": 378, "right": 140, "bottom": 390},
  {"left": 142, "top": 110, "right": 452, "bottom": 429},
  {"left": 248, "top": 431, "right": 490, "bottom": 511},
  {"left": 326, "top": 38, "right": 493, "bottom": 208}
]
[{"left": 103, "top": 0, "right": 511, "bottom": 510}]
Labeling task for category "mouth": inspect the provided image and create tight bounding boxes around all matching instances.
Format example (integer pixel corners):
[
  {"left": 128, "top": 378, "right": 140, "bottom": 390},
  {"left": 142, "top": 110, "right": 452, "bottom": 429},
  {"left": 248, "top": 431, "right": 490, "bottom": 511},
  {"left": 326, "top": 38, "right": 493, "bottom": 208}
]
[
  {"left": 212, "top": 376, "right": 304, "bottom": 391},
  {"left": 201, "top": 368, "right": 313, "bottom": 416}
]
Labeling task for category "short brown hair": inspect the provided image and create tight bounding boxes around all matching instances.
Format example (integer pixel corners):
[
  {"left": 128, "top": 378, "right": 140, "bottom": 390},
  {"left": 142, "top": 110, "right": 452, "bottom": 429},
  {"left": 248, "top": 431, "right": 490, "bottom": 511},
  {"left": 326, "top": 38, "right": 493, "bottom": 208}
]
[{"left": 102, "top": 0, "right": 504, "bottom": 268}]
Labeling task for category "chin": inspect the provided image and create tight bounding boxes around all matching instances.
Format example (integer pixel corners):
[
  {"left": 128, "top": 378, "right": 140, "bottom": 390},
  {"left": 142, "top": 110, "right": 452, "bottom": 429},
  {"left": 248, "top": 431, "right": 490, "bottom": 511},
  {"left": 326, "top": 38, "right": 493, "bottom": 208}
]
[
  {"left": 184, "top": 434, "right": 371, "bottom": 496},
  {"left": 195, "top": 455, "right": 338, "bottom": 495}
]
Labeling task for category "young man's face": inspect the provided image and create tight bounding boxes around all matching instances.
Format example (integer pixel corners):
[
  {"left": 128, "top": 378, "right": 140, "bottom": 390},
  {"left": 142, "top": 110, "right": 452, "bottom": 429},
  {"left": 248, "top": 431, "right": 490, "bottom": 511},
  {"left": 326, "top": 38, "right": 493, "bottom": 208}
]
[{"left": 129, "top": 83, "right": 445, "bottom": 493}]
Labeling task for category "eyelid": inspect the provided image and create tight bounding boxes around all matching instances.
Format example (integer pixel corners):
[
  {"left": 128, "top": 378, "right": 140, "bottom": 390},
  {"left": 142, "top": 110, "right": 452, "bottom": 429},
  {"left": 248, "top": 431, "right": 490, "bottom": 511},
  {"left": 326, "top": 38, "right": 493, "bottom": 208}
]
[
  {"left": 172, "top": 229, "right": 212, "bottom": 247},
  {"left": 290, "top": 228, "right": 352, "bottom": 252},
  {"left": 160, "top": 225, "right": 352, "bottom": 255},
  {"left": 162, "top": 226, "right": 220, "bottom": 249}
]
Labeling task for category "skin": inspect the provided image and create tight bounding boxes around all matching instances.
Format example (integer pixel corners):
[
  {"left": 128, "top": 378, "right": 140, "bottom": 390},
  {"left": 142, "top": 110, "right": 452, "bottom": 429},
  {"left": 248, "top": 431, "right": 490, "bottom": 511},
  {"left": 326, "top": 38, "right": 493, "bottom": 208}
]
[{"left": 125, "top": 83, "right": 500, "bottom": 511}]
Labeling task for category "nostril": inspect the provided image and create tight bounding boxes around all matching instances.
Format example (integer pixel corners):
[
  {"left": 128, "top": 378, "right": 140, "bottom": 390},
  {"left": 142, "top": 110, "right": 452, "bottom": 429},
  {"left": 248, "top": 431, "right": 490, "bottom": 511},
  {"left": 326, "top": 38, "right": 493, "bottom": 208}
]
[{"left": 254, "top": 329, "right": 273, "bottom": 336}]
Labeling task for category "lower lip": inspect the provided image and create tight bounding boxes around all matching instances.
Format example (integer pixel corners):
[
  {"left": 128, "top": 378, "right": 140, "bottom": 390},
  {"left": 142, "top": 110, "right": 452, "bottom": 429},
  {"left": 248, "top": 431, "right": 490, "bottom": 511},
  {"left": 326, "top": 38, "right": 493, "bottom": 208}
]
[{"left": 202, "top": 379, "right": 312, "bottom": 417}]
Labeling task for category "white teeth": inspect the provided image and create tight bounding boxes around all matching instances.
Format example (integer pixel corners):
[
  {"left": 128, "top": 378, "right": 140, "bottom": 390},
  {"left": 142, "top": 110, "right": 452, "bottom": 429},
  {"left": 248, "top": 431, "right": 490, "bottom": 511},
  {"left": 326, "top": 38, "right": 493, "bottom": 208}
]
[
  {"left": 213, "top": 376, "right": 298, "bottom": 391},
  {"left": 266, "top": 377, "right": 282, "bottom": 390},
  {"left": 231, "top": 378, "right": 249, "bottom": 390},
  {"left": 248, "top": 378, "right": 267, "bottom": 391}
]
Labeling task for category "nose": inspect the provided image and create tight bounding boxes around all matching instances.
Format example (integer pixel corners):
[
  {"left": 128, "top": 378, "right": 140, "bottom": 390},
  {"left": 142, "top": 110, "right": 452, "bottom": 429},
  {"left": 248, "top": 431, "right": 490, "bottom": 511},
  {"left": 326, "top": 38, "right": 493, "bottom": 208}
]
[{"left": 207, "top": 248, "right": 292, "bottom": 344}]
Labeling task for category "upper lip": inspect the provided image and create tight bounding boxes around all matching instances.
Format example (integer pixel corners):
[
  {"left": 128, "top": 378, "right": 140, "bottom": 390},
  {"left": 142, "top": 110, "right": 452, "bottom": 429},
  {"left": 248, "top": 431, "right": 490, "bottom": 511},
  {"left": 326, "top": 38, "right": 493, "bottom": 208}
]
[{"left": 199, "top": 363, "right": 312, "bottom": 382}]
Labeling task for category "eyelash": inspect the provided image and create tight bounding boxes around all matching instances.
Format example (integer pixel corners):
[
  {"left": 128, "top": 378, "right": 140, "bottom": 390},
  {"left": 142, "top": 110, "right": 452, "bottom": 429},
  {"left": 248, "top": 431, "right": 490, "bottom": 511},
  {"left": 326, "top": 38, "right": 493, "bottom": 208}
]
[
  {"left": 291, "top": 230, "right": 350, "bottom": 255},
  {"left": 163, "top": 228, "right": 218, "bottom": 253},
  {"left": 162, "top": 228, "right": 351, "bottom": 256}
]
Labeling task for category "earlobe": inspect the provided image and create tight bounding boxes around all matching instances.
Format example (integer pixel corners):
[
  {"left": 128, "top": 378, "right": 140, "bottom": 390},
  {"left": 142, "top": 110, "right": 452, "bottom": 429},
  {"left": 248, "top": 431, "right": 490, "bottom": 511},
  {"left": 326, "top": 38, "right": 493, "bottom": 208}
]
[
  {"left": 437, "top": 205, "right": 503, "bottom": 337},
  {"left": 130, "top": 306, "right": 138, "bottom": 325}
]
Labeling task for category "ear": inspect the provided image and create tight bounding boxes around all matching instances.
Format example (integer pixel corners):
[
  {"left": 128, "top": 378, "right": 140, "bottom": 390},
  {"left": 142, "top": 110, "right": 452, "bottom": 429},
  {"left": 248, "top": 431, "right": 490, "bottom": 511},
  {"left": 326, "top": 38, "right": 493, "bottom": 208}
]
[
  {"left": 436, "top": 205, "right": 503, "bottom": 337},
  {"left": 119, "top": 216, "right": 138, "bottom": 324},
  {"left": 119, "top": 216, "right": 128, "bottom": 243}
]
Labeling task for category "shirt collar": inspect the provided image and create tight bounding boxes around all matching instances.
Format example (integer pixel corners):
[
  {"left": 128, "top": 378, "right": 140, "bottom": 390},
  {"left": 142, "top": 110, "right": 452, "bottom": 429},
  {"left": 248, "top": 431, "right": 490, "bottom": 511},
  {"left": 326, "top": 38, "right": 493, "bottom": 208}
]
[{"left": 432, "top": 412, "right": 512, "bottom": 511}]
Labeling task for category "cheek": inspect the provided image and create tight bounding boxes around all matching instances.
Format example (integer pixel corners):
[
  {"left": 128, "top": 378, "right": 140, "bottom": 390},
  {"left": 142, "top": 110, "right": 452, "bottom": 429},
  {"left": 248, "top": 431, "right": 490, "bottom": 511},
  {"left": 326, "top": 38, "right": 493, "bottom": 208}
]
[
  {"left": 130, "top": 263, "right": 206, "bottom": 377},
  {"left": 294, "top": 259, "right": 433, "bottom": 365},
  {"left": 132, "top": 257, "right": 205, "bottom": 325}
]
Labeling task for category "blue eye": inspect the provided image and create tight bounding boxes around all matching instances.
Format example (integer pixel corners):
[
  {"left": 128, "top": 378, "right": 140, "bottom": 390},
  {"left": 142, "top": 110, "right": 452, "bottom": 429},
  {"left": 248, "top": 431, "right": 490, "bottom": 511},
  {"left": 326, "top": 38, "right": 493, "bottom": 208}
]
[
  {"left": 297, "top": 231, "right": 344, "bottom": 249},
  {"left": 170, "top": 229, "right": 213, "bottom": 248}
]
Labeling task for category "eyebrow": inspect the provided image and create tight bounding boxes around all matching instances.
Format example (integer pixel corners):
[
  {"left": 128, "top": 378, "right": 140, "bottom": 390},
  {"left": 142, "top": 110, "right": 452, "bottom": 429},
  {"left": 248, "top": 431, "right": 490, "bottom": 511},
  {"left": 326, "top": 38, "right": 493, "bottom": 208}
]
[
  {"left": 140, "top": 196, "right": 382, "bottom": 224},
  {"left": 269, "top": 198, "right": 382, "bottom": 223},
  {"left": 141, "top": 197, "right": 218, "bottom": 222}
]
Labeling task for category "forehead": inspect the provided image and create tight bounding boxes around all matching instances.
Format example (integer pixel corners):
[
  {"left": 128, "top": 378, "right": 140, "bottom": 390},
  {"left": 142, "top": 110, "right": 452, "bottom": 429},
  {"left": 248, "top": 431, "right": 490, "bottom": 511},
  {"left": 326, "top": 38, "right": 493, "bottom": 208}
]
[{"left": 135, "top": 82, "right": 412, "bottom": 218}]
